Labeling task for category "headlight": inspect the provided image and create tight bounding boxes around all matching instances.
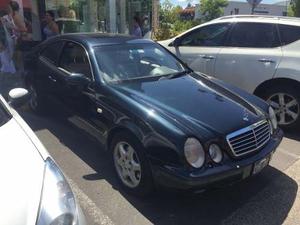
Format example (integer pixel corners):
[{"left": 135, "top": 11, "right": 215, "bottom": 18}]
[
  {"left": 184, "top": 138, "right": 205, "bottom": 168},
  {"left": 37, "top": 158, "right": 78, "bottom": 225},
  {"left": 209, "top": 144, "right": 223, "bottom": 163},
  {"left": 269, "top": 106, "right": 278, "bottom": 130}
]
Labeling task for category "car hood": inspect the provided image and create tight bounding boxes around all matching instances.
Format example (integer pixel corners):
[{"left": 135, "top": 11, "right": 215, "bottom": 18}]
[
  {"left": 113, "top": 74, "right": 266, "bottom": 137},
  {"left": 0, "top": 118, "right": 45, "bottom": 225}
]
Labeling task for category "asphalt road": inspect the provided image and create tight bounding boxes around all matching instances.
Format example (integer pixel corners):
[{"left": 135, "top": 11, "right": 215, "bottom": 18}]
[{"left": 20, "top": 110, "right": 300, "bottom": 225}]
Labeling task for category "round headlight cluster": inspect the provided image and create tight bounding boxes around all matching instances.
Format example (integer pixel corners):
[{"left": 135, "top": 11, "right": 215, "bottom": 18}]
[
  {"left": 269, "top": 106, "right": 278, "bottom": 131},
  {"left": 184, "top": 138, "right": 205, "bottom": 168},
  {"left": 209, "top": 144, "right": 223, "bottom": 163}
]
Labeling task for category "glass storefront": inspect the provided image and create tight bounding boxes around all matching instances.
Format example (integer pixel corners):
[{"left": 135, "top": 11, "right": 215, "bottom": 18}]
[
  {"left": 0, "top": 0, "right": 153, "bottom": 42},
  {"left": 44, "top": 0, "right": 152, "bottom": 35}
]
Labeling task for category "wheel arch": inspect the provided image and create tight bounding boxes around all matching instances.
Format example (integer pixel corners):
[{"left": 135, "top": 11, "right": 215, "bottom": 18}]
[
  {"left": 254, "top": 78, "right": 300, "bottom": 97},
  {"left": 106, "top": 124, "right": 144, "bottom": 151}
]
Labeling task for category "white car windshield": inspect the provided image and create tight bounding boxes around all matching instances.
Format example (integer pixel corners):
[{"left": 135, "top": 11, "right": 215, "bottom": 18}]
[{"left": 95, "top": 43, "right": 186, "bottom": 83}]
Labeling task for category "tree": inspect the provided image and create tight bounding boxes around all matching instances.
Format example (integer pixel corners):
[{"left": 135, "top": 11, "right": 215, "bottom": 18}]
[
  {"left": 291, "top": 0, "right": 300, "bottom": 17},
  {"left": 155, "top": 1, "right": 201, "bottom": 40},
  {"left": 200, "top": 0, "right": 228, "bottom": 22}
]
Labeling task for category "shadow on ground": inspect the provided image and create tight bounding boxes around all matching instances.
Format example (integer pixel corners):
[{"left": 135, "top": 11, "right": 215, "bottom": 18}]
[
  {"left": 285, "top": 130, "right": 300, "bottom": 142},
  {"left": 20, "top": 110, "right": 298, "bottom": 225}
]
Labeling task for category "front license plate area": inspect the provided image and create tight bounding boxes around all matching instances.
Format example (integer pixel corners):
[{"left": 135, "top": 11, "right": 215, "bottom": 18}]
[{"left": 253, "top": 156, "right": 270, "bottom": 175}]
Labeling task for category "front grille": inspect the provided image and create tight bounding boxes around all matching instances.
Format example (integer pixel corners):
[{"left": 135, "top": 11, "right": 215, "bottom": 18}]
[{"left": 226, "top": 120, "right": 271, "bottom": 157}]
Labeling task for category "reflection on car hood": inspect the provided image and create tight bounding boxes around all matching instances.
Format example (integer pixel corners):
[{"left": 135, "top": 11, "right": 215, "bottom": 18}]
[
  {"left": 114, "top": 74, "right": 265, "bottom": 136},
  {"left": 0, "top": 118, "right": 44, "bottom": 225}
]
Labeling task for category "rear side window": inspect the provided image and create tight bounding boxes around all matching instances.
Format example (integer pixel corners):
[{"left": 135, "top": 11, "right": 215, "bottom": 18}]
[
  {"left": 227, "top": 23, "right": 280, "bottom": 48},
  {"left": 278, "top": 24, "right": 300, "bottom": 46},
  {"left": 180, "top": 23, "right": 232, "bottom": 47},
  {"left": 40, "top": 41, "right": 64, "bottom": 64}
]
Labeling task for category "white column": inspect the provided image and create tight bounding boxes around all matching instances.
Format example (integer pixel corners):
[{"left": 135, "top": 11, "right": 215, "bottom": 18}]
[
  {"left": 31, "top": 0, "right": 42, "bottom": 40},
  {"left": 109, "top": 0, "right": 116, "bottom": 33},
  {"left": 119, "top": 0, "right": 126, "bottom": 33}
]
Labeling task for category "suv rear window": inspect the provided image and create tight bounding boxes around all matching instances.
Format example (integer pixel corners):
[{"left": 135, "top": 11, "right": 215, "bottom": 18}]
[
  {"left": 278, "top": 24, "right": 300, "bottom": 46},
  {"left": 227, "top": 23, "right": 280, "bottom": 48}
]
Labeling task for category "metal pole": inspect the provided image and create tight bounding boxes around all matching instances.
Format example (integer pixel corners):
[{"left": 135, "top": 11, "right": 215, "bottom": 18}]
[{"left": 251, "top": 3, "right": 255, "bottom": 14}]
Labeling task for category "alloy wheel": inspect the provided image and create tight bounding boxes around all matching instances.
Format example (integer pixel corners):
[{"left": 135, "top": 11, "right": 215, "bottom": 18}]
[
  {"left": 267, "top": 93, "right": 300, "bottom": 125},
  {"left": 113, "top": 142, "right": 142, "bottom": 188}
]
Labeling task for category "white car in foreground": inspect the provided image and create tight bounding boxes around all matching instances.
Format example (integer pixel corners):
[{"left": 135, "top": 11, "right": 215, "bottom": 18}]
[
  {"left": 160, "top": 15, "right": 300, "bottom": 130},
  {"left": 0, "top": 88, "right": 86, "bottom": 225}
]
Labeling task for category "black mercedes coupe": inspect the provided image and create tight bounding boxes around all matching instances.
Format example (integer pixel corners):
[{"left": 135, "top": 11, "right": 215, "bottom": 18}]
[{"left": 25, "top": 33, "right": 283, "bottom": 195}]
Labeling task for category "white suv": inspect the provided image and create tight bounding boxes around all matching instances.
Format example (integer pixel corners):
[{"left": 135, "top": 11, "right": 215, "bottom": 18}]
[{"left": 160, "top": 15, "right": 300, "bottom": 130}]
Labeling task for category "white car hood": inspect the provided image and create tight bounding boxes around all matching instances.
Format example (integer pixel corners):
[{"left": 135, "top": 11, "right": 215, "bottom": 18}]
[{"left": 0, "top": 118, "right": 45, "bottom": 225}]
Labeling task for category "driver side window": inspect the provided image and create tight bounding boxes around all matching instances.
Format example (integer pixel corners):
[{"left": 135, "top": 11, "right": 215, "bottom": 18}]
[
  {"left": 59, "top": 42, "right": 92, "bottom": 79},
  {"left": 180, "top": 23, "right": 231, "bottom": 47}
]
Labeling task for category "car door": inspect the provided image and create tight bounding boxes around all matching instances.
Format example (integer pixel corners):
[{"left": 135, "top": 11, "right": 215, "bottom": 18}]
[
  {"left": 214, "top": 22, "right": 283, "bottom": 93},
  {"left": 57, "top": 41, "right": 107, "bottom": 143},
  {"left": 166, "top": 23, "right": 232, "bottom": 75},
  {"left": 37, "top": 41, "right": 64, "bottom": 95}
]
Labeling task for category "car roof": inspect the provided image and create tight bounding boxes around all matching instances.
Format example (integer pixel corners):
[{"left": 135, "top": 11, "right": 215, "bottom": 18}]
[
  {"left": 212, "top": 15, "right": 300, "bottom": 26},
  {"left": 47, "top": 33, "right": 155, "bottom": 48},
  {"left": 174, "top": 14, "right": 300, "bottom": 38}
]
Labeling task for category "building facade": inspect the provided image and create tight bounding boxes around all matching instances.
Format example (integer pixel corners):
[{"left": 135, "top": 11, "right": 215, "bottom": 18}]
[
  {"left": 224, "top": 1, "right": 287, "bottom": 16},
  {"left": 0, "top": 0, "right": 153, "bottom": 42}
]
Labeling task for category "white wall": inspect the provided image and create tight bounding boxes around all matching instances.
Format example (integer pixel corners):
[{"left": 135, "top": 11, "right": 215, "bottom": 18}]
[{"left": 224, "top": 1, "right": 286, "bottom": 16}]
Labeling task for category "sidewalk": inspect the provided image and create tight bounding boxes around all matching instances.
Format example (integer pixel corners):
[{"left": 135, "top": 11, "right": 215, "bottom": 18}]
[{"left": 0, "top": 72, "right": 25, "bottom": 99}]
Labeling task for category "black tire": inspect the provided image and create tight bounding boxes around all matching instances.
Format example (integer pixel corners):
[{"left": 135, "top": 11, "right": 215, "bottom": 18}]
[
  {"left": 28, "top": 84, "right": 48, "bottom": 114},
  {"left": 258, "top": 84, "right": 300, "bottom": 131},
  {"left": 110, "top": 132, "right": 154, "bottom": 196}
]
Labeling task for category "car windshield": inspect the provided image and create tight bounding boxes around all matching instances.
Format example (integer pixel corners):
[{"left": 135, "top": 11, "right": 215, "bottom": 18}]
[
  {"left": 94, "top": 43, "right": 187, "bottom": 83},
  {"left": 0, "top": 100, "right": 10, "bottom": 127}
]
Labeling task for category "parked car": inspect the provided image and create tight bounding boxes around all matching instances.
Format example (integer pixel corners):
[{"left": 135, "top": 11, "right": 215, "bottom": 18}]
[
  {"left": 25, "top": 34, "right": 283, "bottom": 195},
  {"left": 0, "top": 88, "right": 86, "bottom": 225},
  {"left": 160, "top": 15, "right": 300, "bottom": 130}
]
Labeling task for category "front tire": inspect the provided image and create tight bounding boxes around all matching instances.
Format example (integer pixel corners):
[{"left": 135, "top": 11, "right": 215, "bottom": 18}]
[
  {"left": 28, "top": 84, "right": 47, "bottom": 114},
  {"left": 111, "top": 132, "right": 154, "bottom": 196},
  {"left": 258, "top": 84, "right": 300, "bottom": 130}
]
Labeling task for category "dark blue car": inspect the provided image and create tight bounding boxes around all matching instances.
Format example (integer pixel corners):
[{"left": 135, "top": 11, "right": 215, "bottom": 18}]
[{"left": 25, "top": 33, "right": 283, "bottom": 196}]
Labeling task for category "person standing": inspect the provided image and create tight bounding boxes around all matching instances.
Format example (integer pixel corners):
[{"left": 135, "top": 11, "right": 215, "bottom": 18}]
[
  {"left": 131, "top": 16, "right": 142, "bottom": 38},
  {"left": 8, "top": 1, "right": 27, "bottom": 38},
  {"left": 2, "top": 1, "right": 27, "bottom": 73},
  {"left": 0, "top": 2, "right": 19, "bottom": 74},
  {"left": 43, "top": 11, "right": 59, "bottom": 39}
]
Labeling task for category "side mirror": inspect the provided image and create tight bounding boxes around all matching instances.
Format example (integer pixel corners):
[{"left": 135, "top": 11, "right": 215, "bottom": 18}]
[
  {"left": 172, "top": 38, "right": 181, "bottom": 47},
  {"left": 66, "top": 73, "right": 91, "bottom": 88},
  {"left": 8, "top": 88, "right": 30, "bottom": 108}
]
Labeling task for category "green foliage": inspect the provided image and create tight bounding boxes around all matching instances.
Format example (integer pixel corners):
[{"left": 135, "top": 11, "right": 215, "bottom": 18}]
[
  {"left": 291, "top": 0, "right": 300, "bottom": 17},
  {"left": 200, "top": 0, "right": 228, "bottom": 22},
  {"left": 288, "top": 4, "right": 295, "bottom": 17},
  {"left": 154, "top": 0, "right": 201, "bottom": 40}
]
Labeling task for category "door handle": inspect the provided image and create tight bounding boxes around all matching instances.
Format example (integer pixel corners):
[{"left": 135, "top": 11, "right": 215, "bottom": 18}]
[
  {"left": 258, "top": 59, "right": 276, "bottom": 63},
  {"left": 202, "top": 55, "right": 215, "bottom": 60},
  {"left": 48, "top": 75, "right": 57, "bottom": 82}
]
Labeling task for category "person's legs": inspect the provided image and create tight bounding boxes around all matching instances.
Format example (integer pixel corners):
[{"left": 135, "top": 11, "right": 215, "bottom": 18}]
[{"left": 0, "top": 48, "right": 16, "bottom": 74}]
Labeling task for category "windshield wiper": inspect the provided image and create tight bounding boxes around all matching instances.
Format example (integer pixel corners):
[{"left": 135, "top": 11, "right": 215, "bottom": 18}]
[{"left": 163, "top": 69, "right": 192, "bottom": 80}]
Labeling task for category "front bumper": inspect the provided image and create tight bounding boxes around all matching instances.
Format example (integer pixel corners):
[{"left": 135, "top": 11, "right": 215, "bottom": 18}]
[{"left": 151, "top": 129, "right": 283, "bottom": 191}]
